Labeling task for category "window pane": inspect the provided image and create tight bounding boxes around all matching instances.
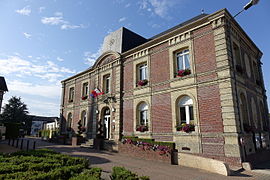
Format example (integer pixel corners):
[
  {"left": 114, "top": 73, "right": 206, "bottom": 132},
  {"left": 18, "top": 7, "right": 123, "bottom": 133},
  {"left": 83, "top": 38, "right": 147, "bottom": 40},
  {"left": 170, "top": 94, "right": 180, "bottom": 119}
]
[
  {"left": 189, "top": 106, "right": 194, "bottom": 120},
  {"left": 184, "top": 54, "right": 190, "bottom": 69},
  {"left": 180, "top": 107, "right": 186, "bottom": 124},
  {"left": 177, "top": 56, "right": 183, "bottom": 71}
]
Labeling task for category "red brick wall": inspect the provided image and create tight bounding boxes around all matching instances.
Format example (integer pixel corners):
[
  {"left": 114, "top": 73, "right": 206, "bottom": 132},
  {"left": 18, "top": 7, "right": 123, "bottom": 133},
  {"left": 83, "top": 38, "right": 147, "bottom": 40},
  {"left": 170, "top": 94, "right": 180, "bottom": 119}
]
[
  {"left": 151, "top": 93, "right": 172, "bottom": 135},
  {"left": 197, "top": 84, "right": 223, "bottom": 133},
  {"left": 123, "top": 99, "right": 134, "bottom": 134},
  {"left": 193, "top": 24, "right": 224, "bottom": 156},
  {"left": 118, "top": 143, "right": 171, "bottom": 163},
  {"left": 123, "top": 58, "right": 133, "bottom": 96},
  {"left": 150, "top": 43, "right": 170, "bottom": 87}
]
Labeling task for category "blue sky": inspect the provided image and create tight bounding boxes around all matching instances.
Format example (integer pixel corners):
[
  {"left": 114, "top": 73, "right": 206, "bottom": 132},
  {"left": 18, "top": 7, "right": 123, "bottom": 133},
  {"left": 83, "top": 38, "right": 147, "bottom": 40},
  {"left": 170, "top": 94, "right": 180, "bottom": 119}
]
[{"left": 0, "top": 0, "right": 269, "bottom": 117}]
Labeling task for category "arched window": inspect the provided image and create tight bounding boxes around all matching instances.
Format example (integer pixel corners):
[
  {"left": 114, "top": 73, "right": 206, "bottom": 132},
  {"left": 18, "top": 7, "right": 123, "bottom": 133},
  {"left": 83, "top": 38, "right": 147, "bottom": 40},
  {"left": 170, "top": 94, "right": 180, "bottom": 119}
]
[
  {"left": 138, "top": 102, "right": 148, "bottom": 126},
  {"left": 67, "top": 113, "right": 72, "bottom": 129},
  {"left": 240, "top": 93, "right": 249, "bottom": 131},
  {"left": 251, "top": 98, "right": 259, "bottom": 129},
  {"left": 81, "top": 110, "right": 87, "bottom": 127},
  {"left": 178, "top": 96, "right": 194, "bottom": 124}
]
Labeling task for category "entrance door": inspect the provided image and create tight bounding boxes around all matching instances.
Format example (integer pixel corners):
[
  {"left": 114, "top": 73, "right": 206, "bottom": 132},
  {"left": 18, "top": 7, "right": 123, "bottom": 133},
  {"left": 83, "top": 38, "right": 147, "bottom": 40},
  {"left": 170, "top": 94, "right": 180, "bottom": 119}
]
[{"left": 103, "top": 108, "right": 110, "bottom": 139}]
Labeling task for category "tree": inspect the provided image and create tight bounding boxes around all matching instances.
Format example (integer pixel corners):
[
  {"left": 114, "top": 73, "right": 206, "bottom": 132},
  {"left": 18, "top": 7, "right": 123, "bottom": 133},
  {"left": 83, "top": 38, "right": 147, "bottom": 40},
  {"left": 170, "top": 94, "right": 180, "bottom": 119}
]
[{"left": 0, "top": 96, "right": 29, "bottom": 123}]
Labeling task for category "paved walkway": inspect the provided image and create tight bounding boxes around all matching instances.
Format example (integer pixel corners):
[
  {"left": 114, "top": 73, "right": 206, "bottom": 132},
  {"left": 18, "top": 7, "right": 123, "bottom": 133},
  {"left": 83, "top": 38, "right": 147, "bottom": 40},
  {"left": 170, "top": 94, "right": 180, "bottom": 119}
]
[{"left": 1, "top": 138, "right": 270, "bottom": 180}]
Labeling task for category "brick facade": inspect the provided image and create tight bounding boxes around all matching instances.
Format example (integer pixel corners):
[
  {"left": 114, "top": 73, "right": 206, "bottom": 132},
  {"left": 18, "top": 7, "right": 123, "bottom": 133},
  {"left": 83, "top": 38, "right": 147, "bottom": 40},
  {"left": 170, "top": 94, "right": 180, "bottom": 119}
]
[{"left": 60, "top": 9, "right": 269, "bottom": 167}]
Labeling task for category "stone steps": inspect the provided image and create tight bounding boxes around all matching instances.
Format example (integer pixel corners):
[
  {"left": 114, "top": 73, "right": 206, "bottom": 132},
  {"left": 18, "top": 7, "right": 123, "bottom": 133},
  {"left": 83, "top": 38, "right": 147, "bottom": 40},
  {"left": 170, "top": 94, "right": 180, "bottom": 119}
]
[{"left": 80, "top": 139, "right": 94, "bottom": 148}]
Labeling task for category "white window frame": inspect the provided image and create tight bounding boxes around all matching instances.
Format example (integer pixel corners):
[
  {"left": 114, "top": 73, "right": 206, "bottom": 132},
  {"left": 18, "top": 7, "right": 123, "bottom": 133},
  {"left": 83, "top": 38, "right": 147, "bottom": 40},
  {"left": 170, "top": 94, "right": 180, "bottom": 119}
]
[
  {"left": 69, "top": 87, "right": 74, "bottom": 101},
  {"left": 138, "top": 103, "right": 148, "bottom": 126},
  {"left": 176, "top": 49, "right": 190, "bottom": 71},
  {"left": 139, "top": 63, "right": 148, "bottom": 80},
  {"left": 178, "top": 96, "right": 193, "bottom": 124},
  {"left": 81, "top": 111, "right": 87, "bottom": 127},
  {"left": 82, "top": 83, "right": 88, "bottom": 97},
  {"left": 67, "top": 113, "right": 72, "bottom": 128},
  {"left": 104, "top": 75, "right": 111, "bottom": 94}
]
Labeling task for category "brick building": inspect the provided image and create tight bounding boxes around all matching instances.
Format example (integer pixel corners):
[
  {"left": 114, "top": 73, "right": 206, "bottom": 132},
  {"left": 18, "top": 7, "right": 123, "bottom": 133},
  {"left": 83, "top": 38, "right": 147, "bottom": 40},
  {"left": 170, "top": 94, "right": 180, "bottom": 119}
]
[{"left": 60, "top": 9, "right": 269, "bottom": 167}]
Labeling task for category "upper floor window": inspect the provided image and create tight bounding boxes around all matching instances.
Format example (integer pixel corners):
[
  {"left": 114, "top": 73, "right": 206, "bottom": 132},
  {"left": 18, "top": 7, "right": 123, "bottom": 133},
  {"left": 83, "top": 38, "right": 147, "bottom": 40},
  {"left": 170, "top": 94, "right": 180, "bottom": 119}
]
[
  {"left": 139, "top": 63, "right": 148, "bottom": 80},
  {"left": 68, "top": 87, "right": 74, "bottom": 102},
  {"left": 103, "top": 75, "right": 110, "bottom": 94},
  {"left": 176, "top": 49, "right": 190, "bottom": 71},
  {"left": 233, "top": 43, "right": 243, "bottom": 74},
  {"left": 137, "top": 63, "right": 148, "bottom": 86},
  {"left": 82, "top": 83, "right": 88, "bottom": 99},
  {"left": 175, "top": 49, "right": 191, "bottom": 77}
]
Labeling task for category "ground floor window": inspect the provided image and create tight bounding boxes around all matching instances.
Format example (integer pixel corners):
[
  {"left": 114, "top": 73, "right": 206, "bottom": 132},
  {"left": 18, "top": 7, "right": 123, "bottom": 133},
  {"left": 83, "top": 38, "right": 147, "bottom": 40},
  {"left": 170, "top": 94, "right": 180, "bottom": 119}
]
[{"left": 136, "top": 102, "right": 149, "bottom": 132}]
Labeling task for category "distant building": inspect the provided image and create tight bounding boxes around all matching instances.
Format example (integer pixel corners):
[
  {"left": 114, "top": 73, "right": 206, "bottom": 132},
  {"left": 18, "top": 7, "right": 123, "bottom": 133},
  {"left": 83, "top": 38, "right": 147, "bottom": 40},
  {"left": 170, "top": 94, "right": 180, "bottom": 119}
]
[
  {"left": 0, "top": 76, "right": 8, "bottom": 114},
  {"left": 60, "top": 9, "right": 269, "bottom": 167},
  {"left": 30, "top": 115, "right": 59, "bottom": 136}
]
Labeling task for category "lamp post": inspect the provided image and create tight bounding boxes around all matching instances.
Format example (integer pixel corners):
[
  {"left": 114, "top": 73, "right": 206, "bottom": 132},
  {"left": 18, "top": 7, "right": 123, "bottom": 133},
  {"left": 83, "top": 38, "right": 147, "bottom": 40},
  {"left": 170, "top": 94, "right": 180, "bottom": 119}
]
[{"left": 234, "top": 0, "right": 260, "bottom": 18}]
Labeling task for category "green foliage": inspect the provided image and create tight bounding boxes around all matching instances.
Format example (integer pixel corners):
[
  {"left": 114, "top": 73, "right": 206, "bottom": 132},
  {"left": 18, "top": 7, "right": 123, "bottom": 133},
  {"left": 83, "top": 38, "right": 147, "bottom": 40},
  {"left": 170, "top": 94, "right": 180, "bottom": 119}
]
[
  {"left": 0, "top": 96, "right": 28, "bottom": 123},
  {"left": 70, "top": 167, "right": 102, "bottom": 180},
  {"left": 40, "top": 129, "right": 50, "bottom": 138},
  {"left": 0, "top": 149, "right": 89, "bottom": 180},
  {"left": 122, "top": 136, "right": 175, "bottom": 150},
  {"left": 111, "top": 167, "right": 149, "bottom": 180}
]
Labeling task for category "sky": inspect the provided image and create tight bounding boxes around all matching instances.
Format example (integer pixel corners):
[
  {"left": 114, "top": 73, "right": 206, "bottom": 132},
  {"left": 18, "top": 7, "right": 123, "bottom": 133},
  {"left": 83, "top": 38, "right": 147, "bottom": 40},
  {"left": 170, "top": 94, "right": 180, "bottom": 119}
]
[{"left": 0, "top": 0, "right": 269, "bottom": 117}]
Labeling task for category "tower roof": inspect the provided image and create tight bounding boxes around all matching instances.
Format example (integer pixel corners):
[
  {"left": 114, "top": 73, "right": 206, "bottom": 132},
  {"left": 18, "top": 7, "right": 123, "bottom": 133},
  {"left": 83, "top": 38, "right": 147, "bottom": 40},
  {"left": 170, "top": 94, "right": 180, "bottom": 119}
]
[{"left": 0, "top": 77, "right": 8, "bottom": 91}]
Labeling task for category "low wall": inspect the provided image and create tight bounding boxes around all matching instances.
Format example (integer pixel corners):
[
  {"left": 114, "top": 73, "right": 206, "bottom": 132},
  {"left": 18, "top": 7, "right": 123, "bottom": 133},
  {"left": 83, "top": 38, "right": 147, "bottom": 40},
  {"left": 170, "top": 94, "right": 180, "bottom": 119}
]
[
  {"left": 118, "top": 143, "right": 172, "bottom": 163},
  {"left": 179, "top": 153, "right": 231, "bottom": 176}
]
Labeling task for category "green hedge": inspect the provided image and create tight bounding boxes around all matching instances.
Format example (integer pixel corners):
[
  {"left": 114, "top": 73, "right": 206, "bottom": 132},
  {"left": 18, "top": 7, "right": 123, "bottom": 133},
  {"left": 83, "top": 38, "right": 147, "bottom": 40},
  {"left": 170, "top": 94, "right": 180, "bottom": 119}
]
[
  {"left": 111, "top": 166, "right": 149, "bottom": 180},
  {"left": 0, "top": 149, "right": 89, "bottom": 180},
  {"left": 122, "top": 136, "right": 175, "bottom": 150}
]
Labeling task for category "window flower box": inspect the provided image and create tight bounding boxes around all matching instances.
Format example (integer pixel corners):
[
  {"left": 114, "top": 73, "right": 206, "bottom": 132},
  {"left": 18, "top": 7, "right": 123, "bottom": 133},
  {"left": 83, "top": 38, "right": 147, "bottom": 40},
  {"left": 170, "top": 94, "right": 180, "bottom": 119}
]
[
  {"left": 136, "top": 125, "right": 148, "bottom": 132},
  {"left": 176, "top": 69, "right": 191, "bottom": 77},
  {"left": 81, "top": 95, "right": 88, "bottom": 100},
  {"left": 176, "top": 123, "right": 195, "bottom": 133},
  {"left": 137, "top": 79, "right": 148, "bottom": 86}
]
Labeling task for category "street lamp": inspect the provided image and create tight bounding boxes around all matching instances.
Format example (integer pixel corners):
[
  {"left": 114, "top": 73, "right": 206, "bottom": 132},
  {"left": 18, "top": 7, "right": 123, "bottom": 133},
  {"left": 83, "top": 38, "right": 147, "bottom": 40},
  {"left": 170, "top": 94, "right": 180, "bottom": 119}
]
[{"left": 234, "top": 0, "right": 260, "bottom": 18}]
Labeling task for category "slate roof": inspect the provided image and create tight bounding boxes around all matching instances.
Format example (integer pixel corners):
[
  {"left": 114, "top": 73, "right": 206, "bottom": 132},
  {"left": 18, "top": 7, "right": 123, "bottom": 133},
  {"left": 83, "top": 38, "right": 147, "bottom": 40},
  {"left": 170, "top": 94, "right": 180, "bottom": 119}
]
[{"left": 0, "top": 76, "right": 8, "bottom": 91}]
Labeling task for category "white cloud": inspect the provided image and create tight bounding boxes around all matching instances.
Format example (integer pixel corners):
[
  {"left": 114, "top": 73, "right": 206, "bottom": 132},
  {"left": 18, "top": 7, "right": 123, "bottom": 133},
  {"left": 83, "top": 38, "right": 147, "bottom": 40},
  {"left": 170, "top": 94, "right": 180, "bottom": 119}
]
[
  {"left": 57, "top": 57, "right": 64, "bottom": 62},
  {"left": 138, "top": 0, "right": 179, "bottom": 18},
  {"left": 8, "top": 80, "right": 61, "bottom": 98},
  {"left": 15, "top": 6, "right": 31, "bottom": 16},
  {"left": 61, "top": 24, "right": 82, "bottom": 30},
  {"left": 23, "top": 32, "right": 31, "bottom": 39},
  {"left": 0, "top": 55, "right": 75, "bottom": 82},
  {"left": 41, "top": 16, "right": 66, "bottom": 25},
  {"left": 41, "top": 12, "right": 84, "bottom": 30},
  {"left": 84, "top": 44, "right": 103, "bottom": 66},
  {"left": 39, "top": 7, "right": 45, "bottom": 13},
  {"left": 118, "top": 17, "right": 127, "bottom": 23}
]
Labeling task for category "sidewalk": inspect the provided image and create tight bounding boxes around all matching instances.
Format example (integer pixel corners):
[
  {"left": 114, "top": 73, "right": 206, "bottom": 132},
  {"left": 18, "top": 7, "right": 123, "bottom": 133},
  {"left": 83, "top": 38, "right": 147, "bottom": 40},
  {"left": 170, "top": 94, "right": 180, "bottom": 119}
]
[{"left": 2, "top": 138, "right": 270, "bottom": 180}]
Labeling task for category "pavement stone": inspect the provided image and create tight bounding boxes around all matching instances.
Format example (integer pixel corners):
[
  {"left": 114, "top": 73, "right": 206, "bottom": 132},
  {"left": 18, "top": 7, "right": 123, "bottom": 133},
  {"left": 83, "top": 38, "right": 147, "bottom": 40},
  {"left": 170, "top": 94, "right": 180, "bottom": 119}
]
[{"left": 2, "top": 137, "right": 270, "bottom": 180}]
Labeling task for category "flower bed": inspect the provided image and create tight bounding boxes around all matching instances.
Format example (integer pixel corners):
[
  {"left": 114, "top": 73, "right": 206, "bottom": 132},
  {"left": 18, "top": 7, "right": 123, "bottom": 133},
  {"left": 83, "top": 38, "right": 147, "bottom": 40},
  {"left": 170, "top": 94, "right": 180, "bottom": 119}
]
[{"left": 119, "top": 136, "right": 175, "bottom": 164}]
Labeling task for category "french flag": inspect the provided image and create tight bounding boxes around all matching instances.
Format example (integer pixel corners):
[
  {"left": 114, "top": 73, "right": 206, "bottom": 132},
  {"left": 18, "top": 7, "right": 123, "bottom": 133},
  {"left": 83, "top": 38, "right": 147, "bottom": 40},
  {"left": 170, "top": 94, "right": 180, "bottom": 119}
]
[{"left": 90, "top": 88, "right": 104, "bottom": 98}]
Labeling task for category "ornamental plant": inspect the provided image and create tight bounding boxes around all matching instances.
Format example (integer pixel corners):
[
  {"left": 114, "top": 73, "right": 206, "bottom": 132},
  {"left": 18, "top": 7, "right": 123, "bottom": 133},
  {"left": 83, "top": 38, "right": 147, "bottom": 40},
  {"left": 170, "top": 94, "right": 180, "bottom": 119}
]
[
  {"left": 176, "top": 123, "right": 195, "bottom": 133},
  {"left": 177, "top": 69, "right": 191, "bottom": 77},
  {"left": 136, "top": 125, "right": 148, "bottom": 132},
  {"left": 81, "top": 95, "right": 88, "bottom": 100},
  {"left": 137, "top": 79, "right": 148, "bottom": 86}
]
